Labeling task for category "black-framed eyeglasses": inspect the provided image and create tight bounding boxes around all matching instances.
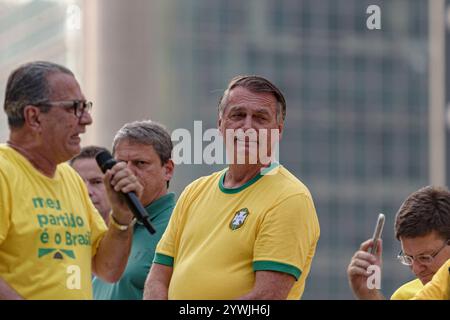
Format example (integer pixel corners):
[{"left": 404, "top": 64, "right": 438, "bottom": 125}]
[
  {"left": 397, "top": 239, "right": 449, "bottom": 266},
  {"left": 36, "top": 100, "right": 93, "bottom": 119}
]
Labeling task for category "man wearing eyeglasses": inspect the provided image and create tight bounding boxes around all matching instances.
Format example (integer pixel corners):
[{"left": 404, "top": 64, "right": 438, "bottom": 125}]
[
  {"left": 347, "top": 186, "right": 450, "bottom": 300},
  {"left": 0, "top": 61, "right": 143, "bottom": 299}
]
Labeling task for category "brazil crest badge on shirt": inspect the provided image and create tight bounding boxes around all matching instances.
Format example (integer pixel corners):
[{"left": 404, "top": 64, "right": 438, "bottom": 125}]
[{"left": 229, "top": 208, "right": 250, "bottom": 230}]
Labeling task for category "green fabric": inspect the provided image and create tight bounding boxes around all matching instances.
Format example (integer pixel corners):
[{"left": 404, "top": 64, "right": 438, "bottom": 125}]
[
  {"left": 253, "top": 260, "right": 302, "bottom": 280},
  {"left": 93, "top": 193, "right": 175, "bottom": 300},
  {"left": 153, "top": 253, "right": 174, "bottom": 266},
  {"left": 219, "top": 162, "right": 280, "bottom": 194}
]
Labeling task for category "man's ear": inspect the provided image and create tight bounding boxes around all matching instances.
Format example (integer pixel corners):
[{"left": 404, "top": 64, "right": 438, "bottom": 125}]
[
  {"left": 278, "top": 122, "right": 284, "bottom": 140},
  {"left": 217, "top": 116, "right": 224, "bottom": 137},
  {"left": 23, "top": 105, "right": 42, "bottom": 131},
  {"left": 163, "top": 159, "right": 175, "bottom": 182}
]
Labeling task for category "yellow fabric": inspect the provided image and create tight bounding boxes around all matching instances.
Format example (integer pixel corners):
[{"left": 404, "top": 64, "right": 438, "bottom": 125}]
[
  {"left": 156, "top": 165, "right": 320, "bottom": 299},
  {"left": 0, "top": 145, "right": 107, "bottom": 299},
  {"left": 412, "top": 259, "right": 450, "bottom": 300},
  {"left": 390, "top": 278, "right": 423, "bottom": 300}
]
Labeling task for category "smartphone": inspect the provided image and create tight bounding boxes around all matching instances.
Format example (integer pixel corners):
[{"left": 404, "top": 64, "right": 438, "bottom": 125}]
[{"left": 369, "top": 213, "right": 385, "bottom": 254}]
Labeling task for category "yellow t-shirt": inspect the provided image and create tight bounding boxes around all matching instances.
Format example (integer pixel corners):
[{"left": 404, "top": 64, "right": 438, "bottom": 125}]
[
  {"left": 412, "top": 259, "right": 449, "bottom": 300},
  {"left": 390, "top": 278, "right": 423, "bottom": 300},
  {"left": 155, "top": 164, "right": 320, "bottom": 300},
  {"left": 0, "top": 145, "right": 107, "bottom": 299}
]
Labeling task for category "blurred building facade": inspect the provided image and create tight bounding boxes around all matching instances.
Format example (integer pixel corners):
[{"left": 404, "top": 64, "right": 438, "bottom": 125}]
[{"left": 0, "top": 0, "right": 441, "bottom": 299}]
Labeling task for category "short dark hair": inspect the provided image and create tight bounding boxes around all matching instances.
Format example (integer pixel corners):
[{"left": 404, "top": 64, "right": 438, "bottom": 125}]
[
  {"left": 218, "top": 75, "right": 286, "bottom": 123},
  {"left": 69, "top": 145, "right": 110, "bottom": 166},
  {"left": 4, "top": 61, "right": 74, "bottom": 128},
  {"left": 395, "top": 186, "right": 450, "bottom": 241}
]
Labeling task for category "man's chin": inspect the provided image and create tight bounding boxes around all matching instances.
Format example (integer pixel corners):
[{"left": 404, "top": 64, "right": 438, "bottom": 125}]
[
  {"left": 418, "top": 274, "right": 433, "bottom": 284},
  {"left": 233, "top": 154, "right": 260, "bottom": 165},
  {"left": 64, "top": 145, "right": 81, "bottom": 162},
  {"left": 70, "top": 141, "right": 81, "bottom": 152}
]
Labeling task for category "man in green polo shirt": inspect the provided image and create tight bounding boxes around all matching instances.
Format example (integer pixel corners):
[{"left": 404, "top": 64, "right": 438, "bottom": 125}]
[{"left": 93, "top": 120, "right": 175, "bottom": 300}]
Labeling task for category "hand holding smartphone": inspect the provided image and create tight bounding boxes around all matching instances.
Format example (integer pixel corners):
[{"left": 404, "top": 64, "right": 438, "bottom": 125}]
[{"left": 369, "top": 213, "right": 385, "bottom": 254}]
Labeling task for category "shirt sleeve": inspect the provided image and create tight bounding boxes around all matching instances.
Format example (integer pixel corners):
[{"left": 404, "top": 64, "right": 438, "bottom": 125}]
[
  {"left": 75, "top": 176, "right": 107, "bottom": 257},
  {"left": 154, "top": 184, "right": 193, "bottom": 266},
  {"left": 253, "top": 193, "right": 320, "bottom": 280},
  {"left": 88, "top": 203, "right": 108, "bottom": 258},
  {"left": 0, "top": 170, "right": 11, "bottom": 245}
]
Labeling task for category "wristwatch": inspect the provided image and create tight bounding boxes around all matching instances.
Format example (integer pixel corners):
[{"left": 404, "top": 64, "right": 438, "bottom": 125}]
[{"left": 109, "top": 212, "right": 137, "bottom": 231}]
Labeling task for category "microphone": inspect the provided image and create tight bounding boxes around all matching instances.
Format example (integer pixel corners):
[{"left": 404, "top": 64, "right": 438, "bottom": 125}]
[{"left": 95, "top": 150, "right": 156, "bottom": 235}]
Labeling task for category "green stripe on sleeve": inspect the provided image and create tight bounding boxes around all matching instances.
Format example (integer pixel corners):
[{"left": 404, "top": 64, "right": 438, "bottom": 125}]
[
  {"left": 153, "top": 253, "right": 174, "bottom": 266},
  {"left": 253, "top": 260, "right": 302, "bottom": 280}
]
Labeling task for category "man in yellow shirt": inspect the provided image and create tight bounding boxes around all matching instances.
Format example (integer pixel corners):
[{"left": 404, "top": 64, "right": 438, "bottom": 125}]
[
  {"left": 143, "top": 75, "right": 320, "bottom": 300},
  {"left": 347, "top": 186, "right": 450, "bottom": 300},
  {"left": 0, "top": 61, "right": 142, "bottom": 299},
  {"left": 412, "top": 259, "right": 449, "bottom": 300}
]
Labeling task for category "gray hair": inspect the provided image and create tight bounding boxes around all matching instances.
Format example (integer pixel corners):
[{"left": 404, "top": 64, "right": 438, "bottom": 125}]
[
  {"left": 217, "top": 75, "right": 287, "bottom": 124},
  {"left": 4, "top": 61, "right": 74, "bottom": 128},
  {"left": 112, "top": 120, "right": 173, "bottom": 165}
]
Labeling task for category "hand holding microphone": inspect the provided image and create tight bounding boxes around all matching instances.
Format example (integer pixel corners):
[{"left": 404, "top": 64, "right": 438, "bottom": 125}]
[{"left": 96, "top": 150, "right": 156, "bottom": 235}]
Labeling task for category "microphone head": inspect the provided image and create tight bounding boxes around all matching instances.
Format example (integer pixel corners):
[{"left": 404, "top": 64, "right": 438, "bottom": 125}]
[{"left": 95, "top": 150, "right": 117, "bottom": 173}]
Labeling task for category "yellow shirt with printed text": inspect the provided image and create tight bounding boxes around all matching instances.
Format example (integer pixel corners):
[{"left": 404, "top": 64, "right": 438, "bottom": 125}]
[
  {"left": 0, "top": 145, "right": 107, "bottom": 299},
  {"left": 155, "top": 164, "right": 320, "bottom": 300}
]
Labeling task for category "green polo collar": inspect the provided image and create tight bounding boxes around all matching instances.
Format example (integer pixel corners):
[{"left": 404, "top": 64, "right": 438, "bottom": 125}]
[
  {"left": 137, "top": 193, "right": 175, "bottom": 223},
  {"left": 219, "top": 162, "right": 280, "bottom": 194}
]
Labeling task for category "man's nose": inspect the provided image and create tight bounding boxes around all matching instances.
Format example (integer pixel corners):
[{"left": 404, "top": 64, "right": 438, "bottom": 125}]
[
  {"left": 124, "top": 161, "right": 138, "bottom": 174},
  {"left": 411, "top": 259, "right": 426, "bottom": 275},
  {"left": 79, "top": 109, "right": 93, "bottom": 125},
  {"left": 87, "top": 185, "right": 94, "bottom": 197},
  {"left": 241, "top": 115, "right": 254, "bottom": 131}
]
